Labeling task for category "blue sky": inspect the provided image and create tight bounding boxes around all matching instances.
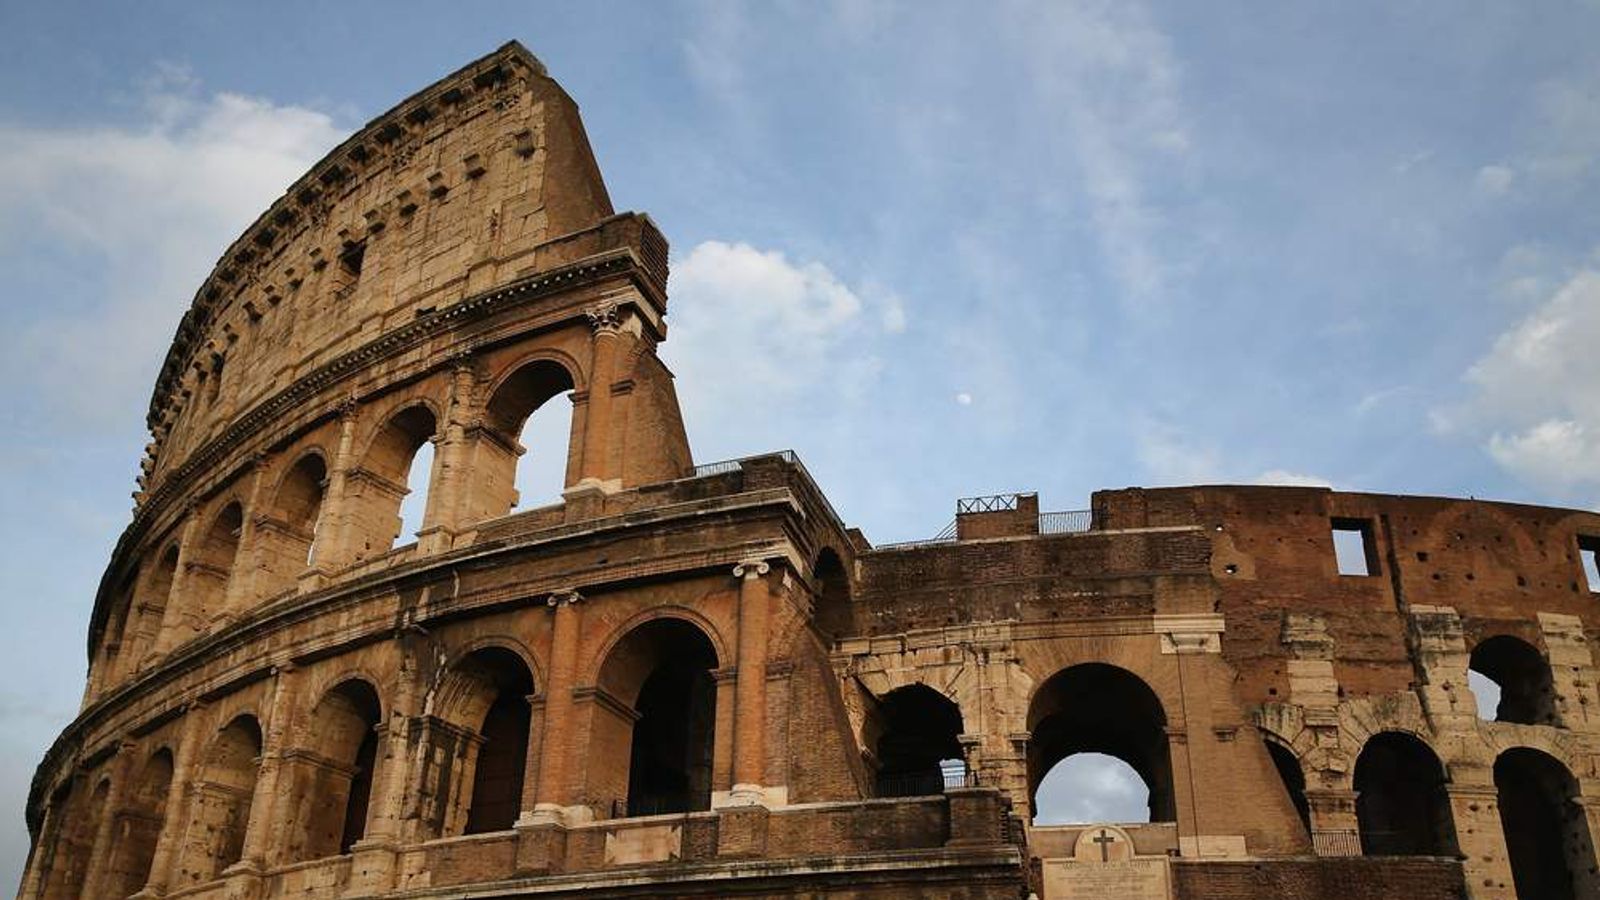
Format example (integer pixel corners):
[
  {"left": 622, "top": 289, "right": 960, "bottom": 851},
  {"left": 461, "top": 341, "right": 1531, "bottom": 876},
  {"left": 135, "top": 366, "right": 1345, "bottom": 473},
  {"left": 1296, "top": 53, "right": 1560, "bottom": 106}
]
[{"left": 2, "top": 0, "right": 1598, "bottom": 885}]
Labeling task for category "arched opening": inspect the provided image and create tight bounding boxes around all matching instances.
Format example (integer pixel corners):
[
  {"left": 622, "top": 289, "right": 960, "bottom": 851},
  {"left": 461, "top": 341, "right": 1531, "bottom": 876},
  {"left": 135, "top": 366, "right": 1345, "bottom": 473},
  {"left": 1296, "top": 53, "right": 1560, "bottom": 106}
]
[
  {"left": 865, "top": 684, "right": 964, "bottom": 797},
  {"left": 1496, "top": 748, "right": 1598, "bottom": 900},
  {"left": 188, "top": 502, "right": 243, "bottom": 627},
  {"left": 1470, "top": 635, "right": 1557, "bottom": 726},
  {"left": 96, "top": 570, "right": 139, "bottom": 687},
  {"left": 258, "top": 453, "right": 326, "bottom": 597},
  {"left": 288, "top": 680, "right": 381, "bottom": 861},
  {"left": 175, "top": 716, "right": 261, "bottom": 886},
  {"left": 446, "top": 648, "right": 535, "bottom": 836},
  {"left": 1353, "top": 732, "right": 1456, "bottom": 857},
  {"left": 134, "top": 544, "right": 180, "bottom": 660},
  {"left": 1026, "top": 663, "right": 1174, "bottom": 824},
  {"left": 37, "top": 780, "right": 86, "bottom": 900},
  {"left": 105, "top": 748, "right": 173, "bottom": 898},
  {"left": 812, "top": 548, "right": 852, "bottom": 646},
  {"left": 594, "top": 618, "right": 719, "bottom": 817},
  {"left": 1034, "top": 753, "right": 1151, "bottom": 825},
  {"left": 1266, "top": 739, "right": 1312, "bottom": 837},
  {"left": 485, "top": 360, "right": 576, "bottom": 515},
  {"left": 352, "top": 405, "right": 437, "bottom": 558}
]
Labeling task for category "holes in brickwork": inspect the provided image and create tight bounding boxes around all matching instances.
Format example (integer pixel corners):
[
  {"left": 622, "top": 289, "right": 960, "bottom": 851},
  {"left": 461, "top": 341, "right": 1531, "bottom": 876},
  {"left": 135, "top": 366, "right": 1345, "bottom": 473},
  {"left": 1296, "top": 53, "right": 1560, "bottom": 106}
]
[
  {"left": 1580, "top": 535, "right": 1600, "bottom": 593},
  {"left": 1496, "top": 748, "right": 1598, "bottom": 900},
  {"left": 1353, "top": 732, "right": 1456, "bottom": 857},
  {"left": 1331, "top": 518, "right": 1377, "bottom": 576},
  {"left": 105, "top": 748, "right": 173, "bottom": 897},
  {"left": 176, "top": 716, "right": 262, "bottom": 882},
  {"left": 260, "top": 453, "right": 326, "bottom": 594},
  {"left": 359, "top": 405, "right": 437, "bottom": 553},
  {"left": 1027, "top": 664, "right": 1173, "bottom": 825},
  {"left": 286, "top": 680, "right": 382, "bottom": 862},
  {"left": 1468, "top": 635, "right": 1557, "bottom": 726}
]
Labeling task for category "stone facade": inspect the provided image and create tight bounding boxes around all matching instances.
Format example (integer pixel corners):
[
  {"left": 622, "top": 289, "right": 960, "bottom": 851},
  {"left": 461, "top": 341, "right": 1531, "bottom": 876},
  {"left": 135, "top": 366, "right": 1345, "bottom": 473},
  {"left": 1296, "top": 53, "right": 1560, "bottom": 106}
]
[{"left": 19, "top": 41, "right": 1600, "bottom": 900}]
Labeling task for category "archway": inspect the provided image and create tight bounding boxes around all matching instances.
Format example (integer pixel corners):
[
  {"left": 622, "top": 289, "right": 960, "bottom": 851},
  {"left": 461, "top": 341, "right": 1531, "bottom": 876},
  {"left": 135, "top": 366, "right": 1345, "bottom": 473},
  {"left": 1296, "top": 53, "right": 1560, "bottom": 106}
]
[
  {"left": 104, "top": 748, "right": 173, "bottom": 898},
  {"left": 133, "top": 544, "right": 179, "bottom": 660},
  {"left": 1353, "top": 731, "right": 1456, "bottom": 857},
  {"left": 593, "top": 618, "right": 719, "bottom": 817},
  {"left": 440, "top": 647, "right": 535, "bottom": 836},
  {"left": 866, "top": 684, "right": 964, "bottom": 797},
  {"left": 1496, "top": 748, "right": 1598, "bottom": 900},
  {"left": 257, "top": 453, "right": 326, "bottom": 597},
  {"left": 1470, "top": 635, "right": 1557, "bottom": 726},
  {"left": 1026, "top": 663, "right": 1174, "bottom": 824},
  {"left": 175, "top": 716, "right": 261, "bottom": 886},
  {"left": 286, "top": 680, "right": 382, "bottom": 861},
  {"left": 485, "top": 360, "right": 576, "bottom": 514},
  {"left": 352, "top": 405, "right": 437, "bottom": 557},
  {"left": 188, "top": 502, "right": 243, "bottom": 626},
  {"left": 1265, "top": 739, "right": 1311, "bottom": 837},
  {"left": 811, "top": 548, "right": 852, "bottom": 646}
]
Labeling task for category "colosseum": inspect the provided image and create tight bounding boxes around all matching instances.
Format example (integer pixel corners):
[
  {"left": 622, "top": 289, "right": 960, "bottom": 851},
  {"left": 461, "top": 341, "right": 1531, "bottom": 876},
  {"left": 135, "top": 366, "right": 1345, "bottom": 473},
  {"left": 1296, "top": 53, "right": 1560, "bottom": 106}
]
[{"left": 19, "top": 40, "right": 1600, "bottom": 900}]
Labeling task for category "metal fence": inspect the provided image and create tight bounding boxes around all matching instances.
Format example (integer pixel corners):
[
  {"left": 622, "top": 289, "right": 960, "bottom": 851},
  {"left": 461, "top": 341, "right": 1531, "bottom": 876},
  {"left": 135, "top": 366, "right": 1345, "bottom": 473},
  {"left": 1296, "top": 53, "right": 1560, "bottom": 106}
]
[
  {"left": 685, "top": 450, "right": 847, "bottom": 532},
  {"left": 873, "top": 766, "right": 978, "bottom": 798},
  {"left": 1038, "top": 509, "right": 1094, "bottom": 534},
  {"left": 956, "top": 493, "right": 1032, "bottom": 514}
]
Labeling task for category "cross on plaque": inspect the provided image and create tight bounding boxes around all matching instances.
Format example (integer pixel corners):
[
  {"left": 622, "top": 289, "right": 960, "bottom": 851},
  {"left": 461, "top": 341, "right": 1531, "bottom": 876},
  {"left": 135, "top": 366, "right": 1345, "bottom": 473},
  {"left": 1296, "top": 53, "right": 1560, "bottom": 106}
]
[{"left": 1092, "top": 828, "right": 1116, "bottom": 862}]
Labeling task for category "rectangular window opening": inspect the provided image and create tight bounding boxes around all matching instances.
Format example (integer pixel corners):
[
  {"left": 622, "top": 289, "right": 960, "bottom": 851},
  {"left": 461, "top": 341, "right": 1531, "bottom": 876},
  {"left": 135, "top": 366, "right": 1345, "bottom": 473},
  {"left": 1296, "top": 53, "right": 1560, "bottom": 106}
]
[
  {"left": 1332, "top": 518, "right": 1377, "bottom": 577},
  {"left": 338, "top": 240, "right": 366, "bottom": 279},
  {"left": 1580, "top": 535, "right": 1600, "bottom": 594}
]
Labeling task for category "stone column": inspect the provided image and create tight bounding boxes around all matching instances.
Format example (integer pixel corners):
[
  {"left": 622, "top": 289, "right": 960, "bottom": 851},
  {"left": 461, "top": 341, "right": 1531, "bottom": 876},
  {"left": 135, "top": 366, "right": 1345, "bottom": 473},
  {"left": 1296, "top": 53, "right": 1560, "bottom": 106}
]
[
  {"left": 79, "top": 741, "right": 137, "bottom": 899},
  {"left": 150, "top": 514, "right": 202, "bottom": 657},
  {"left": 728, "top": 560, "right": 772, "bottom": 806},
  {"left": 526, "top": 591, "right": 583, "bottom": 823},
  {"left": 221, "top": 455, "right": 270, "bottom": 621},
  {"left": 418, "top": 357, "right": 475, "bottom": 552},
  {"left": 574, "top": 301, "right": 621, "bottom": 489},
  {"left": 308, "top": 399, "right": 361, "bottom": 579},
  {"left": 231, "top": 664, "right": 299, "bottom": 872},
  {"left": 132, "top": 703, "right": 208, "bottom": 898},
  {"left": 1446, "top": 783, "right": 1515, "bottom": 900}
]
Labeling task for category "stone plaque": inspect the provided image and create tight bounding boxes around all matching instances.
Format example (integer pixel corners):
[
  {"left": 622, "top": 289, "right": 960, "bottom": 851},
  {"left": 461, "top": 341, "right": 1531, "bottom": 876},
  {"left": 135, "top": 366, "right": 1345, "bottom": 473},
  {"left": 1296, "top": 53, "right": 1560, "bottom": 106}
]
[
  {"left": 603, "top": 823, "right": 682, "bottom": 865},
  {"left": 1042, "top": 857, "right": 1170, "bottom": 900}
]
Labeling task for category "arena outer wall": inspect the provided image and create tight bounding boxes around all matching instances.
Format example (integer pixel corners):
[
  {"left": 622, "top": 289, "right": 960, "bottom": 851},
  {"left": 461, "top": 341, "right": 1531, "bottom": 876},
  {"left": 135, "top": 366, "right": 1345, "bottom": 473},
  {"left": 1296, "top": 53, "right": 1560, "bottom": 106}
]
[{"left": 19, "top": 41, "right": 1600, "bottom": 900}]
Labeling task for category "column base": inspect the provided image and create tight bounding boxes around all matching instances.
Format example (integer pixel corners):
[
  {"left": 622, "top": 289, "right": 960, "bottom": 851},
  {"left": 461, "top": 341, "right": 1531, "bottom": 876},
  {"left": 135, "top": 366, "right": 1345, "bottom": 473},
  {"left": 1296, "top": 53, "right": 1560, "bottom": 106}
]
[
  {"left": 345, "top": 839, "right": 400, "bottom": 895},
  {"left": 563, "top": 478, "right": 622, "bottom": 500},
  {"left": 712, "top": 783, "right": 786, "bottom": 809},
  {"left": 517, "top": 803, "right": 594, "bottom": 827},
  {"left": 514, "top": 816, "right": 570, "bottom": 876}
]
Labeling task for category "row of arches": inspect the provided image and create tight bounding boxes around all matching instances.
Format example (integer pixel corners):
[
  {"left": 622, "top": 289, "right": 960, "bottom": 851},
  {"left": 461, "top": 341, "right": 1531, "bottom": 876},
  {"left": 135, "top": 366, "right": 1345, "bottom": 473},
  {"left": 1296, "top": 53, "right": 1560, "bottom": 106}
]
[
  {"left": 38, "top": 614, "right": 727, "bottom": 900},
  {"left": 1266, "top": 730, "right": 1598, "bottom": 900},
  {"left": 98, "top": 358, "right": 580, "bottom": 689}
]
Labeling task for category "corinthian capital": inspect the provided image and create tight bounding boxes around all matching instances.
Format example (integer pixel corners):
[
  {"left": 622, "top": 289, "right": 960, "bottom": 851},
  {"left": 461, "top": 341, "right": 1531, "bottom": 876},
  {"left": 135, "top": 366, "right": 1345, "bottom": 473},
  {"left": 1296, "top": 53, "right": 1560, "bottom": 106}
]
[{"left": 584, "top": 299, "right": 622, "bottom": 335}]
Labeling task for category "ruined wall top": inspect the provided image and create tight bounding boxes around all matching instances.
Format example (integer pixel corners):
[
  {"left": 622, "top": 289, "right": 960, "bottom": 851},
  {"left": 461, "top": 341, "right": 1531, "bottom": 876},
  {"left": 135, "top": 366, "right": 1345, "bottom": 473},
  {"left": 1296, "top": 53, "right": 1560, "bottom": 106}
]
[{"left": 143, "top": 41, "right": 618, "bottom": 490}]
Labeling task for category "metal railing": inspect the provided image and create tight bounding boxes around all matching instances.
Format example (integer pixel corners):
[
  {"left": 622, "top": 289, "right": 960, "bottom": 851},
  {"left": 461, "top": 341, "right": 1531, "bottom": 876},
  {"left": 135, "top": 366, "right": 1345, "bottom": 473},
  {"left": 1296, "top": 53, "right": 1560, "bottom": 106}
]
[
  {"left": 874, "top": 766, "right": 979, "bottom": 798},
  {"left": 956, "top": 493, "right": 1033, "bottom": 514},
  {"left": 685, "top": 450, "right": 847, "bottom": 533},
  {"left": 611, "top": 792, "right": 708, "bottom": 818},
  {"left": 1039, "top": 509, "right": 1094, "bottom": 534}
]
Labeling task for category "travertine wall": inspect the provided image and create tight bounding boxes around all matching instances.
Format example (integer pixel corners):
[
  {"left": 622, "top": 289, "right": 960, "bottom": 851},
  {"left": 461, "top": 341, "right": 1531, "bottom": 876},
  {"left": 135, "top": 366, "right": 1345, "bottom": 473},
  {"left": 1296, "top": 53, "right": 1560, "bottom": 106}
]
[{"left": 24, "top": 38, "right": 1599, "bottom": 900}]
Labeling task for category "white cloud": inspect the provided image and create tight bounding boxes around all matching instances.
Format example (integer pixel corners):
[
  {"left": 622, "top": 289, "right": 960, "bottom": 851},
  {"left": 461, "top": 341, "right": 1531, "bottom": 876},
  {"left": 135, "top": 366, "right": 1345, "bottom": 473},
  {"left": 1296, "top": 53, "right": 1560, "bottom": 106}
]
[
  {"left": 1444, "top": 267, "right": 1600, "bottom": 500},
  {"left": 1006, "top": 1, "right": 1190, "bottom": 309},
  {"left": 955, "top": 392, "right": 973, "bottom": 406},
  {"left": 663, "top": 240, "right": 900, "bottom": 451},
  {"left": 1474, "top": 164, "right": 1515, "bottom": 195},
  {"left": 0, "top": 74, "right": 343, "bottom": 430},
  {"left": 1254, "top": 469, "right": 1333, "bottom": 488}
]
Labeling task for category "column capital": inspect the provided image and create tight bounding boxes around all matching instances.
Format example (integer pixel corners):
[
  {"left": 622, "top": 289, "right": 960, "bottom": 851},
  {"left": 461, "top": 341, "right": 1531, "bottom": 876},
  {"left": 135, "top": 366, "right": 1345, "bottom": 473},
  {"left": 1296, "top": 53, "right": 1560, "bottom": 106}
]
[
  {"left": 734, "top": 559, "right": 771, "bottom": 580},
  {"left": 546, "top": 590, "right": 583, "bottom": 608},
  {"left": 585, "top": 299, "right": 623, "bottom": 335},
  {"left": 338, "top": 394, "right": 361, "bottom": 422}
]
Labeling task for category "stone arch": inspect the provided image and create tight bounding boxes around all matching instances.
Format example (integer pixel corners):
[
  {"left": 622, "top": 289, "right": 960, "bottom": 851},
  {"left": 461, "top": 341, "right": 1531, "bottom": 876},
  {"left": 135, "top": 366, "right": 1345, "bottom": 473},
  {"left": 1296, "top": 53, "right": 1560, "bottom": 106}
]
[
  {"left": 480, "top": 356, "right": 580, "bottom": 515},
  {"left": 588, "top": 616, "right": 721, "bottom": 817},
  {"left": 863, "top": 683, "right": 965, "bottom": 797},
  {"left": 96, "top": 567, "right": 140, "bottom": 688},
  {"left": 185, "top": 499, "right": 245, "bottom": 632},
  {"left": 129, "top": 541, "right": 181, "bottom": 663},
  {"left": 585, "top": 606, "right": 733, "bottom": 685},
  {"left": 1469, "top": 633, "right": 1558, "bottom": 726},
  {"left": 811, "top": 547, "right": 852, "bottom": 646},
  {"left": 1353, "top": 730, "right": 1457, "bottom": 857},
  {"left": 347, "top": 402, "right": 440, "bottom": 560},
  {"left": 432, "top": 646, "right": 537, "bottom": 836},
  {"left": 1495, "top": 746, "right": 1599, "bottom": 900},
  {"left": 1026, "top": 663, "right": 1174, "bottom": 824},
  {"left": 1262, "top": 732, "right": 1312, "bottom": 838},
  {"left": 174, "top": 714, "right": 262, "bottom": 886},
  {"left": 255, "top": 450, "right": 328, "bottom": 598},
  {"left": 104, "top": 747, "right": 174, "bottom": 898},
  {"left": 283, "top": 678, "right": 383, "bottom": 863}
]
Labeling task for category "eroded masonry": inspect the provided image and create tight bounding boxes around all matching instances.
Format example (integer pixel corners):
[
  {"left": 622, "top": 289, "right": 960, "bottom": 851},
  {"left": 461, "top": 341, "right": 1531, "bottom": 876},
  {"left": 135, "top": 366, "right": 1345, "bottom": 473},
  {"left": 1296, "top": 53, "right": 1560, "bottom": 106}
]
[{"left": 22, "top": 42, "right": 1600, "bottom": 900}]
